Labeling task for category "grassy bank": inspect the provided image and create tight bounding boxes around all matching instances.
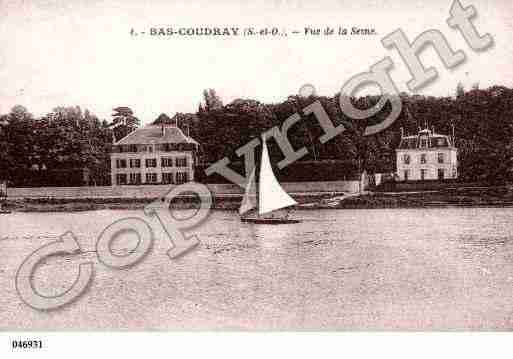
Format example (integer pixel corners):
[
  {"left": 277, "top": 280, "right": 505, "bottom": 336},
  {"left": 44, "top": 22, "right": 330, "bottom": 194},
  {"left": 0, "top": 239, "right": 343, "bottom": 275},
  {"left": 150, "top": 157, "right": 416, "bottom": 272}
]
[
  {"left": 3, "top": 186, "right": 513, "bottom": 212},
  {"left": 316, "top": 186, "right": 513, "bottom": 209},
  {"left": 2, "top": 193, "right": 337, "bottom": 212}
]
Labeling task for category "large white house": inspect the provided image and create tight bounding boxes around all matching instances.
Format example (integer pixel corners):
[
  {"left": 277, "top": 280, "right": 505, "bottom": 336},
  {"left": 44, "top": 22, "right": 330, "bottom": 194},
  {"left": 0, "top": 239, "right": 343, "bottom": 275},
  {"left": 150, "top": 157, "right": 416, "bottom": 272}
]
[
  {"left": 396, "top": 127, "right": 458, "bottom": 181},
  {"left": 110, "top": 125, "right": 198, "bottom": 186}
]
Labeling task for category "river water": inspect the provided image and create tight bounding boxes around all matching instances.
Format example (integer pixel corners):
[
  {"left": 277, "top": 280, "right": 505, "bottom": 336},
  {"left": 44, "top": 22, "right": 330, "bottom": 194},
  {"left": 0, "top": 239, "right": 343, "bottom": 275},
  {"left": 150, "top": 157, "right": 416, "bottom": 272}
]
[{"left": 1, "top": 208, "right": 513, "bottom": 330}]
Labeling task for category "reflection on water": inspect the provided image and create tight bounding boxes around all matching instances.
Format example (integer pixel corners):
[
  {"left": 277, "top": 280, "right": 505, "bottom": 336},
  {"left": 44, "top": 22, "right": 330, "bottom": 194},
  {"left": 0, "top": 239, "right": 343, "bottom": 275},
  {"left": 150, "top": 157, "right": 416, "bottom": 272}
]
[{"left": 1, "top": 207, "right": 513, "bottom": 330}]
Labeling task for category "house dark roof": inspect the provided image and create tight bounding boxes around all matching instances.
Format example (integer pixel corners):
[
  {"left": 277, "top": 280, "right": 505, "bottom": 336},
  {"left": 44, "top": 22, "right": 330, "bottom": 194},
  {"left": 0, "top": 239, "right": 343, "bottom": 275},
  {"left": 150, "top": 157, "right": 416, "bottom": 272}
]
[
  {"left": 398, "top": 129, "right": 453, "bottom": 150},
  {"left": 114, "top": 125, "right": 198, "bottom": 146}
]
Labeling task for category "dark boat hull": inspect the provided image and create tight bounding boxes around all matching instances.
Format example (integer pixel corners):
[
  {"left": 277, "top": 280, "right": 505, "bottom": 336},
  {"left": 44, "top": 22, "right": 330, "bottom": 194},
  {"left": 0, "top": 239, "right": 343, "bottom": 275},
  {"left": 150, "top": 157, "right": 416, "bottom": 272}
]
[{"left": 240, "top": 218, "right": 301, "bottom": 224}]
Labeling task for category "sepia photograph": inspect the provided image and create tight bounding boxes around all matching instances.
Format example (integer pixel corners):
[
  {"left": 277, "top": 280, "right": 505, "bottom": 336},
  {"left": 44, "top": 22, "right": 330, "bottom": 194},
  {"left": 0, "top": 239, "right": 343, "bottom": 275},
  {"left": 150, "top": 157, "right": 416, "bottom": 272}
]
[{"left": 1, "top": 0, "right": 513, "bottom": 356}]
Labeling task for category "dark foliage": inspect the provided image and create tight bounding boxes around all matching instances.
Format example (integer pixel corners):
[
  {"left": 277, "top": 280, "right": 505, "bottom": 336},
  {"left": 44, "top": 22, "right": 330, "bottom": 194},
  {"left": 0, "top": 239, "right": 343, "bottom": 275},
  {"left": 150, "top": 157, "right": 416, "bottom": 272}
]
[
  {"left": 183, "top": 86, "right": 513, "bottom": 183},
  {"left": 1, "top": 85, "right": 512, "bottom": 187},
  {"left": 0, "top": 106, "right": 113, "bottom": 186}
]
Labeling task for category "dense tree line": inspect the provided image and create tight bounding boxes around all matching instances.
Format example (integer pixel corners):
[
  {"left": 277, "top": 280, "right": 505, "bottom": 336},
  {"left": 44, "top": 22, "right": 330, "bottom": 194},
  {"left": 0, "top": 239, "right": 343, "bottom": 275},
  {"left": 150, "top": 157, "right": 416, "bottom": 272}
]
[
  {"left": 1, "top": 84, "right": 512, "bottom": 186},
  {"left": 0, "top": 106, "right": 114, "bottom": 186},
  {"left": 0, "top": 104, "right": 144, "bottom": 186},
  {"left": 186, "top": 85, "right": 513, "bottom": 183}
]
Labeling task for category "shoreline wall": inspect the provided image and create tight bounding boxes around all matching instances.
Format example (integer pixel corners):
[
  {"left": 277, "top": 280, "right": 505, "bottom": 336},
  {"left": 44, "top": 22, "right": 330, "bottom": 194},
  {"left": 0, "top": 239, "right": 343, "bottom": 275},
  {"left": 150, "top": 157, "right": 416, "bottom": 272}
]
[{"left": 7, "top": 181, "right": 359, "bottom": 199}]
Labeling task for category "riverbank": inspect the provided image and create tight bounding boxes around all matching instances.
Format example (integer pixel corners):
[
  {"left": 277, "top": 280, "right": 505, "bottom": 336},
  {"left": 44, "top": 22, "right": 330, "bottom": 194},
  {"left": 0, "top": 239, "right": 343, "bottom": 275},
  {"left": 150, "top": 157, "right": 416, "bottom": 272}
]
[
  {"left": 308, "top": 186, "right": 513, "bottom": 209},
  {"left": 2, "top": 192, "right": 338, "bottom": 212},
  {"left": 3, "top": 185, "right": 513, "bottom": 212}
]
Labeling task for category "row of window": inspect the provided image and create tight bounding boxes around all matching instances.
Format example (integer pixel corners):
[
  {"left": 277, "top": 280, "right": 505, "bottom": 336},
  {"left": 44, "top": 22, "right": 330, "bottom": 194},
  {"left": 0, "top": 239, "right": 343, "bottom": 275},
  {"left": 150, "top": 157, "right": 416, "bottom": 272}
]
[
  {"left": 418, "top": 137, "right": 446, "bottom": 148},
  {"left": 114, "top": 144, "right": 196, "bottom": 153},
  {"left": 116, "top": 157, "right": 188, "bottom": 169},
  {"left": 403, "top": 153, "right": 445, "bottom": 165},
  {"left": 116, "top": 172, "right": 189, "bottom": 185},
  {"left": 118, "top": 145, "right": 156, "bottom": 153},
  {"left": 403, "top": 168, "right": 445, "bottom": 181}
]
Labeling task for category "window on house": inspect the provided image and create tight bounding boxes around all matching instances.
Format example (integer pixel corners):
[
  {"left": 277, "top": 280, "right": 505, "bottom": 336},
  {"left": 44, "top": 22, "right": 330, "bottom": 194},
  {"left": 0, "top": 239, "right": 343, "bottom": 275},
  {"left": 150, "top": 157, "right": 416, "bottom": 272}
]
[
  {"left": 403, "top": 154, "right": 410, "bottom": 164},
  {"left": 128, "top": 145, "right": 137, "bottom": 152},
  {"left": 116, "top": 159, "right": 127, "bottom": 168},
  {"left": 116, "top": 174, "right": 127, "bottom": 185},
  {"left": 161, "top": 157, "right": 173, "bottom": 167},
  {"left": 176, "top": 172, "right": 188, "bottom": 184},
  {"left": 145, "top": 173, "right": 157, "bottom": 183},
  {"left": 438, "top": 168, "right": 444, "bottom": 180},
  {"left": 420, "top": 154, "right": 427, "bottom": 164},
  {"left": 420, "top": 137, "right": 428, "bottom": 148},
  {"left": 420, "top": 169, "right": 427, "bottom": 180},
  {"left": 129, "top": 159, "right": 141, "bottom": 168},
  {"left": 437, "top": 153, "right": 444, "bottom": 164},
  {"left": 145, "top": 158, "right": 157, "bottom": 168},
  {"left": 162, "top": 173, "right": 174, "bottom": 184},
  {"left": 129, "top": 173, "right": 141, "bottom": 184},
  {"left": 404, "top": 170, "right": 409, "bottom": 181},
  {"left": 176, "top": 157, "right": 188, "bottom": 167}
]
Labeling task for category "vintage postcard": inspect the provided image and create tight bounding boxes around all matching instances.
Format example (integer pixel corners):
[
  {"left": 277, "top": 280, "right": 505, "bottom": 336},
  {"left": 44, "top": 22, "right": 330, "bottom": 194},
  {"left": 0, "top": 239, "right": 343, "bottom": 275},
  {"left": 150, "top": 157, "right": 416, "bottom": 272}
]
[{"left": 1, "top": 0, "right": 513, "bottom": 353}]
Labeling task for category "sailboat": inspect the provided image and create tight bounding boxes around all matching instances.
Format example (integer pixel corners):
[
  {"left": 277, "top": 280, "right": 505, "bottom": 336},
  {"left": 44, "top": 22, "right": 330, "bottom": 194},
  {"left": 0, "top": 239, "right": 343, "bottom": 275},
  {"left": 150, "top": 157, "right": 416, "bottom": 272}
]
[{"left": 239, "top": 136, "right": 301, "bottom": 224}]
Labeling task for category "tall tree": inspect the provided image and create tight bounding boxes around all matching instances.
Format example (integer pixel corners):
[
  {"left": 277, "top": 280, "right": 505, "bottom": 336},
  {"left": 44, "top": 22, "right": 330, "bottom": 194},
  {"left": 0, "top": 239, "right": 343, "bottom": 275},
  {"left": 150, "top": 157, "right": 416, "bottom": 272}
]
[
  {"left": 202, "top": 89, "right": 223, "bottom": 111},
  {"left": 456, "top": 82, "right": 465, "bottom": 98},
  {"left": 3, "top": 105, "right": 36, "bottom": 184},
  {"left": 110, "top": 106, "right": 140, "bottom": 141},
  {"left": 0, "top": 114, "right": 10, "bottom": 181}
]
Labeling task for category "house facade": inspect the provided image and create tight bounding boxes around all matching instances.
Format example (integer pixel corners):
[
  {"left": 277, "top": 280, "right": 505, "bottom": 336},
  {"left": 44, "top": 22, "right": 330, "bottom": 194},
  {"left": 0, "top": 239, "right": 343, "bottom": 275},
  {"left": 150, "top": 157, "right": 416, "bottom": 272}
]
[
  {"left": 110, "top": 125, "right": 198, "bottom": 186},
  {"left": 396, "top": 127, "right": 457, "bottom": 181}
]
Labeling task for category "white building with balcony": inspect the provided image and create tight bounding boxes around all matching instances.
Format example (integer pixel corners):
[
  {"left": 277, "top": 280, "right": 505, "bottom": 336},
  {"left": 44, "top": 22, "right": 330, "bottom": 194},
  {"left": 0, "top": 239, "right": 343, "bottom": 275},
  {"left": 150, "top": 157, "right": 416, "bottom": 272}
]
[
  {"left": 110, "top": 125, "right": 198, "bottom": 186},
  {"left": 396, "top": 127, "right": 457, "bottom": 181}
]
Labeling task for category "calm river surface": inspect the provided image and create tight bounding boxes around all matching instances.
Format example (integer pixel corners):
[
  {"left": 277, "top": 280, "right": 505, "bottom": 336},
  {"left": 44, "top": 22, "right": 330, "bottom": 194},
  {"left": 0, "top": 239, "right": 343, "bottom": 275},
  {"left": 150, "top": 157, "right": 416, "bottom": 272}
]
[{"left": 2, "top": 208, "right": 513, "bottom": 330}]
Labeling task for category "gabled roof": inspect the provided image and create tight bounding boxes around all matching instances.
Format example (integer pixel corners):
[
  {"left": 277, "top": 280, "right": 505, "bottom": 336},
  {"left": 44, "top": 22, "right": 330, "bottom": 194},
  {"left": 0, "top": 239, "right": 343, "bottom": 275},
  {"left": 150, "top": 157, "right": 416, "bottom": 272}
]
[{"left": 114, "top": 125, "right": 198, "bottom": 146}]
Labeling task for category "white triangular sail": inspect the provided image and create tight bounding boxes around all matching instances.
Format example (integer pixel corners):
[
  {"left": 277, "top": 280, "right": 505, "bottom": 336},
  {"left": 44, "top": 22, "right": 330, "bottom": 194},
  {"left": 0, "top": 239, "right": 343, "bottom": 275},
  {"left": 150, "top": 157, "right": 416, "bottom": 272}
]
[
  {"left": 258, "top": 137, "right": 297, "bottom": 215},
  {"left": 239, "top": 168, "right": 257, "bottom": 215}
]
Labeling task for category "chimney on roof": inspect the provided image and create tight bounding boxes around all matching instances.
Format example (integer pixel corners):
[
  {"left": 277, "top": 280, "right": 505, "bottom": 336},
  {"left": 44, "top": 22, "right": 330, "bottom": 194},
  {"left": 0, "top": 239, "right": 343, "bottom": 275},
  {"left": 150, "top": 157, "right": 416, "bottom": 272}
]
[{"left": 161, "top": 123, "right": 165, "bottom": 137}]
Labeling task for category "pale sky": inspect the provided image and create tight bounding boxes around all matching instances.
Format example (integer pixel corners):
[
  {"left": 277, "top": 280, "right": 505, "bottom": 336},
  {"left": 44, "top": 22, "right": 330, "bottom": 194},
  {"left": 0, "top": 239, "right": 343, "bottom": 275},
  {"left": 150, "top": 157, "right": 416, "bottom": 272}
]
[{"left": 1, "top": 0, "right": 512, "bottom": 125}]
